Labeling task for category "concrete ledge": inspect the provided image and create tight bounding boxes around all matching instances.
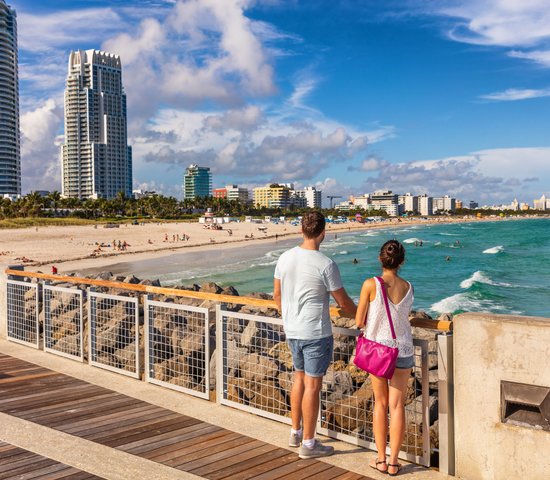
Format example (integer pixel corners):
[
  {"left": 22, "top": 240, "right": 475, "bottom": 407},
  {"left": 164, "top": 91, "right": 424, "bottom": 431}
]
[{"left": 0, "top": 413, "right": 201, "bottom": 480}]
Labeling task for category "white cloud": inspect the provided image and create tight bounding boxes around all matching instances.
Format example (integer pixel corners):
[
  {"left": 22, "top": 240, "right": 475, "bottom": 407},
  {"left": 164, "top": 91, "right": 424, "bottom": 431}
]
[
  {"left": 480, "top": 87, "right": 550, "bottom": 101},
  {"left": 20, "top": 99, "right": 64, "bottom": 193},
  {"left": 508, "top": 49, "right": 550, "bottom": 67},
  {"left": 359, "top": 146, "right": 550, "bottom": 203}
]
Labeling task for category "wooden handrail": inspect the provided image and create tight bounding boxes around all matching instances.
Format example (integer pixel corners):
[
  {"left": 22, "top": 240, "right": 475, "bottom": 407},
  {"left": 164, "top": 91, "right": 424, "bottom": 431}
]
[{"left": 4, "top": 268, "right": 452, "bottom": 332}]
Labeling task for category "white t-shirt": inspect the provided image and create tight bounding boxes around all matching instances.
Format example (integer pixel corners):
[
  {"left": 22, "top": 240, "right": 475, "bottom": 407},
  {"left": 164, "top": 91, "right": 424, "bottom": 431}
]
[{"left": 274, "top": 246, "right": 343, "bottom": 340}]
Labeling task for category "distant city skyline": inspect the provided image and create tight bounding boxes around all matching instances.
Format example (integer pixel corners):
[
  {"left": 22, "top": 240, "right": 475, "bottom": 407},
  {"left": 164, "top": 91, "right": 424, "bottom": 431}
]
[{"left": 9, "top": 0, "right": 550, "bottom": 203}]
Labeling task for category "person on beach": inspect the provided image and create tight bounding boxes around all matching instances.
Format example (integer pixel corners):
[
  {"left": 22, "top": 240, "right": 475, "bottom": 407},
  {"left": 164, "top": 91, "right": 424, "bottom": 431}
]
[
  {"left": 355, "top": 240, "right": 413, "bottom": 476},
  {"left": 274, "top": 211, "right": 356, "bottom": 459}
]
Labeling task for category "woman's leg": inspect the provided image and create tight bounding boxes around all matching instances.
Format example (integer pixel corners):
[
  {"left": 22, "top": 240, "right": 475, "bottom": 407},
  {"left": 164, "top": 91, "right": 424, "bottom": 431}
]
[
  {"left": 388, "top": 368, "right": 412, "bottom": 473},
  {"left": 370, "top": 374, "right": 389, "bottom": 470}
]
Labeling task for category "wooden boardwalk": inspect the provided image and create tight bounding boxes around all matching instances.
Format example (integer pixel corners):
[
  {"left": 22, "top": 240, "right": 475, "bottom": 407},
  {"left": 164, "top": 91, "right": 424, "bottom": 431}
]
[
  {"left": 0, "top": 354, "right": 373, "bottom": 480},
  {"left": 0, "top": 441, "right": 104, "bottom": 479}
]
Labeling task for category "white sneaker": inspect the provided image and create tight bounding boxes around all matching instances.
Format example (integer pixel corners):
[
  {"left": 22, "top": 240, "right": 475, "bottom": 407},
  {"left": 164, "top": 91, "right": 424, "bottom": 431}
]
[
  {"left": 289, "top": 431, "right": 302, "bottom": 447},
  {"left": 298, "top": 439, "right": 334, "bottom": 459}
]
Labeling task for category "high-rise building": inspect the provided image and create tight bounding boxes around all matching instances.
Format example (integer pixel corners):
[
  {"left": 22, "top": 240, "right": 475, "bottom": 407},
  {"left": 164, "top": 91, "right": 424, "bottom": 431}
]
[
  {"left": 183, "top": 164, "right": 212, "bottom": 200},
  {"left": 399, "top": 193, "right": 418, "bottom": 214},
  {"left": 533, "top": 194, "right": 548, "bottom": 211},
  {"left": 226, "top": 185, "right": 249, "bottom": 204},
  {"left": 418, "top": 194, "right": 433, "bottom": 216},
  {"left": 433, "top": 195, "right": 456, "bottom": 213},
  {"left": 0, "top": 0, "right": 20, "bottom": 196},
  {"left": 294, "top": 186, "right": 322, "bottom": 208},
  {"left": 371, "top": 190, "right": 400, "bottom": 216},
  {"left": 61, "top": 49, "right": 132, "bottom": 199},
  {"left": 253, "top": 184, "right": 291, "bottom": 208}
]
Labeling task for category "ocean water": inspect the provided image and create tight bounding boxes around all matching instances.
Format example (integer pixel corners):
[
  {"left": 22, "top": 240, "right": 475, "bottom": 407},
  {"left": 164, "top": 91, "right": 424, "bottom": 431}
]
[{"left": 105, "top": 218, "right": 550, "bottom": 317}]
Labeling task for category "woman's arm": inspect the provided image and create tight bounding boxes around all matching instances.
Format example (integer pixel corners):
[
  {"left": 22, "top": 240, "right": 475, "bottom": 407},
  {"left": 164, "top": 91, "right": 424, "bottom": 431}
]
[{"left": 355, "top": 278, "right": 375, "bottom": 329}]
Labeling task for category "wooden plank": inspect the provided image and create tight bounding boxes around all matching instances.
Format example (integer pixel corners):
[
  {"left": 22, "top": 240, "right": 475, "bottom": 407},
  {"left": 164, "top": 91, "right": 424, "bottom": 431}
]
[
  {"left": 21, "top": 394, "right": 147, "bottom": 425},
  {"left": 10, "top": 462, "right": 74, "bottom": 480},
  {"left": 166, "top": 437, "right": 256, "bottom": 469},
  {"left": 142, "top": 428, "right": 235, "bottom": 461},
  {"left": 96, "top": 416, "right": 201, "bottom": 447},
  {"left": 0, "top": 372, "right": 59, "bottom": 385},
  {"left": 153, "top": 432, "right": 248, "bottom": 464},
  {"left": 263, "top": 459, "right": 335, "bottom": 480},
  {"left": 62, "top": 404, "right": 165, "bottom": 435},
  {"left": 121, "top": 423, "right": 221, "bottom": 454},
  {"left": 184, "top": 440, "right": 269, "bottom": 475},
  {"left": 250, "top": 457, "right": 323, "bottom": 480},
  {"left": 207, "top": 447, "right": 292, "bottom": 480}
]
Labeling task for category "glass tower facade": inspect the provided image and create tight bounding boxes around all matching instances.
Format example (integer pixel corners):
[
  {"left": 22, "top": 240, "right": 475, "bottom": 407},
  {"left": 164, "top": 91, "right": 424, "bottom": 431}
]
[
  {"left": 183, "top": 164, "right": 212, "bottom": 200},
  {"left": 61, "top": 49, "right": 132, "bottom": 199},
  {"left": 0, "top": 0, "right": 20, "bottom": 196}
]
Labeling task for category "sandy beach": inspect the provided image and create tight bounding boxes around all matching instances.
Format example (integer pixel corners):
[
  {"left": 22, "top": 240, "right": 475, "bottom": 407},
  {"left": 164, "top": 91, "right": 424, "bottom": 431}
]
[{"left": 0, "top": 215, "right": 520, "bottom": 274}]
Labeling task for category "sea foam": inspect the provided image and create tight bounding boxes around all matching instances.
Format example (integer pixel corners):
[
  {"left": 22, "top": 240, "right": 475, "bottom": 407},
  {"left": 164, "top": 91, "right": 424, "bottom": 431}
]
[
  {"left": 483, "top": 245, "right": 504, "bottom": 254},
  {"left": 403, "top": 237, "right": 423, "bottom": 244},
  {"left": 460, "top": 270, "right": 515, "bottom": 289}
]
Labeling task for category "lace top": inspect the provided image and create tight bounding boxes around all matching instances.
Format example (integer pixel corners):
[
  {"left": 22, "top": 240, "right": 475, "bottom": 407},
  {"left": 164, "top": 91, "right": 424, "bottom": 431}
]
[{"left": 363, "top": 277, "right": 414, "bottom": 358}]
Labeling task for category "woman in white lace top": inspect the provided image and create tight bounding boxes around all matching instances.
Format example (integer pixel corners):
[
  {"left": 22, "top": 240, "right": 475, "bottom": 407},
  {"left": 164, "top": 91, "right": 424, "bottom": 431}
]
[{"left": 355, "top": 240, "right": 413, "bottom": 476}]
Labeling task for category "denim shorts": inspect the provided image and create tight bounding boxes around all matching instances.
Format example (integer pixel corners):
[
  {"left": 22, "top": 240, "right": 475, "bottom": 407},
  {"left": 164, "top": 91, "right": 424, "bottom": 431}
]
[
  {"left": 287, "top": 336, "right": 333, "bottom": 377},
  {"left": 396, "top": 355, "right": 414, "bottom": 369}
]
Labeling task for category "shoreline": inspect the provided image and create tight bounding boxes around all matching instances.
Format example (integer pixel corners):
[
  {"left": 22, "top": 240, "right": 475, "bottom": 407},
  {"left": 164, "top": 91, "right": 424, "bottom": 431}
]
[{"left": 0, "top": 215, "right": 544, "bottom": 275}]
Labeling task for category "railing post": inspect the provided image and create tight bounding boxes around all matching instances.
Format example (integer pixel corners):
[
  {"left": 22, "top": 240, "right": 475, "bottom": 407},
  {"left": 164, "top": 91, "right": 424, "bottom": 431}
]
[
  {"left": 438, "top": 332, "right": 455, "bottom": 475},
  {"left": 215, "top": 304, "right": 223, "bottom": 404}
]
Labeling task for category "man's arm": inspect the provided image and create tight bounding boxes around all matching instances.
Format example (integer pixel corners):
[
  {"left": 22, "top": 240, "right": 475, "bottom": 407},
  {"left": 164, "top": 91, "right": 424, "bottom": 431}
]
[
  {"left": 273, "top": 278, "right": 282, "bottom": 313},
  {"left": 331, "top": 287, "right": 357, "bottom": 317}
]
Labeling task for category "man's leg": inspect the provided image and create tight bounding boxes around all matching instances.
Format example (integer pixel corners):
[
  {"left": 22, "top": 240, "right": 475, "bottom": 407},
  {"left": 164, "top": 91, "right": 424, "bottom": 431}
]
[
  {"left": 302, "top": 373, "right": 323, "bottom": 441},
  {"left": 290, "top": 371, "right": 305, "bottom": 431}
]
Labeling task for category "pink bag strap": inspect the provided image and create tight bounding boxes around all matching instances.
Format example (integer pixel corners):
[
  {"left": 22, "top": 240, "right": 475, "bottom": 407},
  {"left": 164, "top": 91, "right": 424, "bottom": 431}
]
[{"left": 376, "top": 277, "right": 397, "bottom": 340}]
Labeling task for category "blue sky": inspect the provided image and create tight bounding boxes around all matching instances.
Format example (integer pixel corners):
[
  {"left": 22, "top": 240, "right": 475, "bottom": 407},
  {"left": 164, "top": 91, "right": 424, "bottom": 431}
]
[{"left": 12, "top": 0, "right": 550, "bottom": 205}]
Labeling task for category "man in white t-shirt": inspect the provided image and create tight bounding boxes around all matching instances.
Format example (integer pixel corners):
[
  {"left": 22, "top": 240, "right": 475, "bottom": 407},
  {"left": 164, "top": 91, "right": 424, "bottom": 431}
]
[{"left": 274, "top": 211, "right": 356, "bottom": 459}]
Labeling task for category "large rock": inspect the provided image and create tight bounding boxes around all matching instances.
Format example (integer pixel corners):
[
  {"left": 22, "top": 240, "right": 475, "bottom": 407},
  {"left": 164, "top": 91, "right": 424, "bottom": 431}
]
[
  {"left": 323, "top": 369, "right": 354, "bottom": 402},
  {"left": 247, "top": 380, "right": 289, "bottom": 416},
  {"left": 405, "top": 394, "right": 438, "bottom": 426},
  {"left": 239, "top": 321, "right": 281, "bottom": 352},
  {"left": 324, "top": 378, "right": 374, "bottom": 432},
  {"left": 268, "top": 342, "right": 293, "bottom": 370},
  {"left": 239, "top": 353, "right": 278, "bottom": 382},
  {"left": 53, "top": 333, "right": 81, "bottom": 357},
  {"left": 200, "top": 282, "right": 222, "bottom": 294},
  {"left": 123, "top": 275, "right": 140, "bottom": 284},
  {"left": 113, "top": 343, "right": 137, "bottom": 372}
]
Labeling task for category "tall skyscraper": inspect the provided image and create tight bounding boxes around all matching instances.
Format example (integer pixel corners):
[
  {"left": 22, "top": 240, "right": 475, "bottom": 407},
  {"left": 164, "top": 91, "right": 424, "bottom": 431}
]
[
  {"left": 183, "top": 164, "right": 212, "bottom": 200},
  {"left": 0, "top": 0, "right": 20, "bottom": 196},
  {"left": 61, "top": 50, "right": 132, "bottom": 199}
]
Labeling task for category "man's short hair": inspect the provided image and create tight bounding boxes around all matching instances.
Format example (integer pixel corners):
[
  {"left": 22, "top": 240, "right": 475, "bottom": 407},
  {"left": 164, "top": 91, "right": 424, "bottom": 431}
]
[{"left": 302, "top": 211, "right": 326, "bottom": 239}]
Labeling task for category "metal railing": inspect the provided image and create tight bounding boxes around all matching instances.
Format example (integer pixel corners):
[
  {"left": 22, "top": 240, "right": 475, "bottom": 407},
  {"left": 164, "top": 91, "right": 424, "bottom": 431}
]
[
  {"left": 3, "top": 268, "right": 453, "bottom": 469},
  {"left": 6, "top": 279, "right": 39, "bottom": 348},
  {"left": 216, "top": 306, "right": 291, "bottom": 423},
  {"left": 216, "top": 306, "right": 433, "bottom": 466},
  {"left": 88, "top": 290, "right": 140, "bottom": 378},
  {"left": 145, "top": 298, "right": 210, "bottom": 400},
  {"left": 43, "top": 284, "right": 84, "bottom": 361}
]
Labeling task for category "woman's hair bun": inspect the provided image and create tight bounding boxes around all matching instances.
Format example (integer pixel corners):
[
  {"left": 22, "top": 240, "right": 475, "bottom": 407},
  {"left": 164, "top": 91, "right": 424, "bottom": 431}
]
[{"left": 379, "top": 240, "right": 405, "bottom": 269}]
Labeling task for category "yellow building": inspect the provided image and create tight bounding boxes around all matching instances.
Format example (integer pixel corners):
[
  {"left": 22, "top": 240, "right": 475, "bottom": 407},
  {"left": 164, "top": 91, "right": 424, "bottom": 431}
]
[{"left": 253, "top": 185, "right": 291, "bottom": 208}]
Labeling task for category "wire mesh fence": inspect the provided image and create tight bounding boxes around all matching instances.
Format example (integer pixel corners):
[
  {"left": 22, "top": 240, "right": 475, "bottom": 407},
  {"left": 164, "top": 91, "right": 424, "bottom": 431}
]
[
  {"left": 217, "top": 306, "right": 291, "bottom": 424},
  {"left": 88, "top": 290, "right": 140, "bottom": 378},
  {"left": 6, "top": 279, "right": 40, "bottom": 348},
  {"left": 43, "top": 284, "right": 84, "bottom": 361},
  {"left": 317, "top": 329, "right": 431, "bottom": 466},
  {"left": 145, "top": 298, "right": 210, "bottom": 399}
]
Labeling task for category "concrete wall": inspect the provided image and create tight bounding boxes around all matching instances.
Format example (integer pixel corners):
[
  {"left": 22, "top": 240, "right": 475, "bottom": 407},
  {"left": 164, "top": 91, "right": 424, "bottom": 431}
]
[{"left": 454, "top": 313, "right": 550, "bottom": 480}]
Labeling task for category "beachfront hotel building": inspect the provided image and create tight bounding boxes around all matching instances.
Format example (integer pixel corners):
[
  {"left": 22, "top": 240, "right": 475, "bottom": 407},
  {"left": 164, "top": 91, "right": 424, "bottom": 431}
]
[
  {"left": 433, "top": 195, "right": 456, "bottom": 213},
  {"left": 419, "top": 194, "right": 433, "bottom": 216},
  {"left": 183, "top": 164, "right": 212, "bottom": 200},
  {"left": 371, "top": 190, "right": 400, "bottom": 216},
  {"left": 213, "top": 185, "right": 249, "bottom": 204},
  {"left": 253, "top": 184, "right": 292, "bottom": 208},
  {"left": 294, "top": 186, "right": 322, "bottom": 208},
  {"left": 61, "top": 50, "right": 132, "bottom": 199},
  {"left": 399, "top": 193, "right": 419, "bottom": 214},
  {"left": 0, "top": 0, "right": 20, "bottom": 196}
]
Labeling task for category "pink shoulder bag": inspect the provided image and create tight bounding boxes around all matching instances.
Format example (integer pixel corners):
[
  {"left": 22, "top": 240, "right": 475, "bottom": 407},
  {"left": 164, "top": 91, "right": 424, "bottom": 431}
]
[{"left": 353, "top": 276, "right": 399, "bottom": 379}]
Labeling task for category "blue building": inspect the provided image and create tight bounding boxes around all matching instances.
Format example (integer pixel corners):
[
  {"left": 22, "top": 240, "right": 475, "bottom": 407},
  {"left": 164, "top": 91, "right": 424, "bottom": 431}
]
[{"left": 183, "top": 164, "right": 212, "bottom": 200}]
